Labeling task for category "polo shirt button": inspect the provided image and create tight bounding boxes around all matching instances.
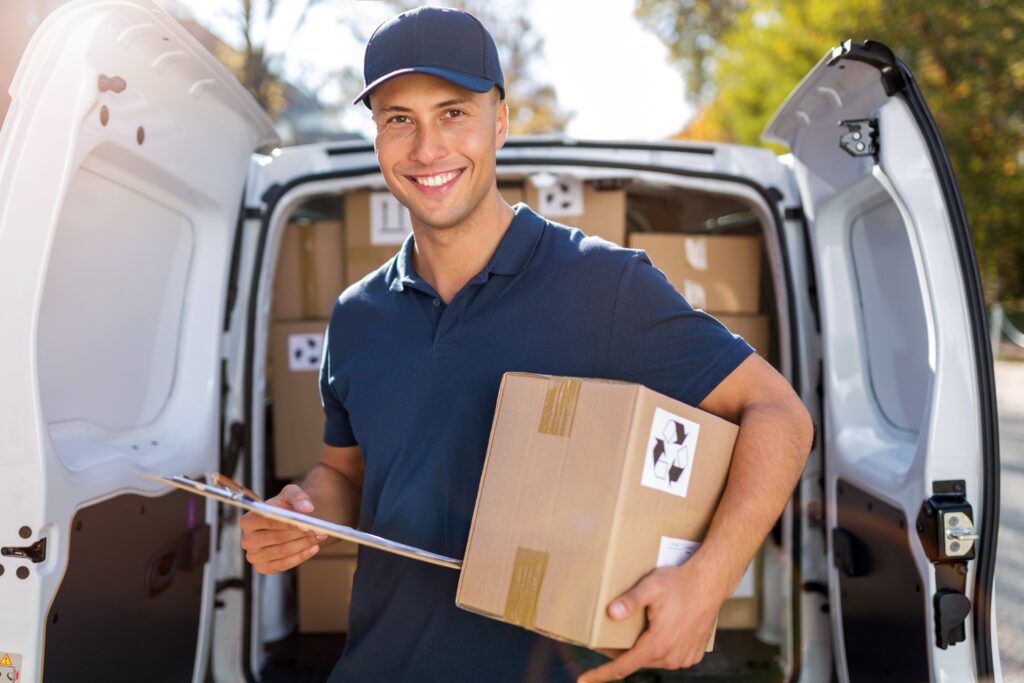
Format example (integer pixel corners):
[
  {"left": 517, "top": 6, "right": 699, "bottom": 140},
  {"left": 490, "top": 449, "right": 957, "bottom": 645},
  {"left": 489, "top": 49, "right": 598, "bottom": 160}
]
[{"left": 432, "top": 298, "right": 441, "bottom": 307}]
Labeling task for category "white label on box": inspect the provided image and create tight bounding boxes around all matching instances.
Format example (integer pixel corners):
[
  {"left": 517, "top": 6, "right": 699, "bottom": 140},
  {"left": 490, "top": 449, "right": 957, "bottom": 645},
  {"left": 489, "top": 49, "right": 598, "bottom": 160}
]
[
  {"left": 657, "top": 536, "right": 755, "bottom": 599},
  {"left": 682, "top": 279, "right": 706, "bottom": 309},
  {"left": 683, "top": 237, "right": 708, "bottom": 271},
  {"left": 369, "top": 191, "right": 412, "bottom": 246},
  {"left": 656, "top": 535, "right": 701, "bottom": 568},
  {"left": 538, "top": 176, "right": 584, "bottom": 217},
  {"left": 288, "top": 333, "right": 323, "bottom": 372},
  {"left": 641, "top": 407, "right": 700, "bottom": 498}
]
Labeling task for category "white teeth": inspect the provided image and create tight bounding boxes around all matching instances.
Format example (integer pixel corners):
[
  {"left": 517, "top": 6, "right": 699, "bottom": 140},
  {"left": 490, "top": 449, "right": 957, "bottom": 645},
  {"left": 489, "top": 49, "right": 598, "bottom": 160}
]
[{"left": 414, "top": 170, "right": 459, "bottom": 187}]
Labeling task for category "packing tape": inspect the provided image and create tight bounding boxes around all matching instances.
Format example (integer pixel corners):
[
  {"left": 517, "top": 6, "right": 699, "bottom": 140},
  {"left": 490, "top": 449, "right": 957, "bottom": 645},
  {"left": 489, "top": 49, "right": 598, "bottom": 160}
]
[
  {"left": 538, "top": 377, "right": 580, "bottom": 437},
  {"left": 299, "top": 223, "right": 320, "bottom": 319},
  {"left": 503, "top": 547, "right": 549, "bottom": 630}
]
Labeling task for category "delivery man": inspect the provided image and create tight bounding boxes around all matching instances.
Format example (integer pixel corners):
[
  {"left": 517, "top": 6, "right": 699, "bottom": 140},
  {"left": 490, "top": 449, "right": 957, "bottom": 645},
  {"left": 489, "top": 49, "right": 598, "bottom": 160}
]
[{"left": 240, "top": 6, "right": 814, "bottom": 682}]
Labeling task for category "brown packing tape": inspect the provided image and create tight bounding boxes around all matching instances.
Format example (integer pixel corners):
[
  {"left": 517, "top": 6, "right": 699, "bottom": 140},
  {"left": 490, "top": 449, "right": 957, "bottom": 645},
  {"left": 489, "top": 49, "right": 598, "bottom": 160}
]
[
  {"left": 298, "top": 224, "right": 318, "bottom": 318},
  {"left": 537, "top": 377, "right": 580, "bottom": 437},
  {"left": 503, "top": 547, "right": 549, "bottom": 630}
]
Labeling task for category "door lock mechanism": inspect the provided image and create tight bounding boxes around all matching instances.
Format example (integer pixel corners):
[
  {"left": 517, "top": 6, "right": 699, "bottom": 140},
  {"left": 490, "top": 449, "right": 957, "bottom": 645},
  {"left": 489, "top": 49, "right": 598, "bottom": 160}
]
[
  {"left": 943, "top": 511, "right": 979, "bottom": 558},
  {"left": 917, "top": 480, "right": 977, "bottom": 649},
  {"left": 918, "top": 482, "right": 977, "bottom": 562}
]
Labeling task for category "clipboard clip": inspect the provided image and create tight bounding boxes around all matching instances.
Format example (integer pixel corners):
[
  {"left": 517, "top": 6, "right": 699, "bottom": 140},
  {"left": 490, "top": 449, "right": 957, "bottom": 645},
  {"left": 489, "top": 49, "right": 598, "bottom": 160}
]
[{"left": 209, "top": 473, "right": 264, "bottom": 502}]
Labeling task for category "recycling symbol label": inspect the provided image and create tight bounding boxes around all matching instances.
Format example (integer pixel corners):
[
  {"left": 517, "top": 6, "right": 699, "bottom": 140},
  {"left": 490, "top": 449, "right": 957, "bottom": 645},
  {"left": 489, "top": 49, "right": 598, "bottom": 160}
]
[
  {"left": 641, "top": 407, "right": 700, "bottom": 498},
  {"left": 287, "top": 332, "right": 323, "bottom": 372}
]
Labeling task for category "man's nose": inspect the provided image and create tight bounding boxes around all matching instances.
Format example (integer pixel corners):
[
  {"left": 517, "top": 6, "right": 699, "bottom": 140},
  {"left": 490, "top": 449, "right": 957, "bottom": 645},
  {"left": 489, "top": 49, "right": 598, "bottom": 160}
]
[{"left": 409, "top": 121, "right": 448, "bottom": 167}]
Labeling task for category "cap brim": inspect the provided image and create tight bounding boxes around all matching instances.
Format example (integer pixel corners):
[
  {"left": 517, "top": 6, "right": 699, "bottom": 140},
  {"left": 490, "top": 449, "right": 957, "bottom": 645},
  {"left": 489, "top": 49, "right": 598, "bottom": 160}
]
[{"left": 353, "top": 66, "right": 496, "bottom": 108}]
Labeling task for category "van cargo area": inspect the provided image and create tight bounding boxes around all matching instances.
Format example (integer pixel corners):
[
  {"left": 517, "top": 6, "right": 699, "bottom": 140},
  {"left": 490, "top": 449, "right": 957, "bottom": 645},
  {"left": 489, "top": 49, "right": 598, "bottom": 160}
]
[{"left": 249, "top": 166, "right": 794, "bottom": 682}]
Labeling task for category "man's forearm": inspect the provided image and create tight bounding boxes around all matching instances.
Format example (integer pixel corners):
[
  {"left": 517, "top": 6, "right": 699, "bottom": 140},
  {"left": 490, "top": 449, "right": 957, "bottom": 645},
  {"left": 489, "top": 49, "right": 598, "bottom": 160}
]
[{"left": 690, "top": 398, "right": 813, "bottom": 595}]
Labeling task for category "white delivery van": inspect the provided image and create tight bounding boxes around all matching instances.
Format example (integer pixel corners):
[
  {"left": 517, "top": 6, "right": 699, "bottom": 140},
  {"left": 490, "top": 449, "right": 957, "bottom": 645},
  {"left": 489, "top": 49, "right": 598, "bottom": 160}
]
[{"left": 0, "top": 1, "right": 1001, "bottom": 682}]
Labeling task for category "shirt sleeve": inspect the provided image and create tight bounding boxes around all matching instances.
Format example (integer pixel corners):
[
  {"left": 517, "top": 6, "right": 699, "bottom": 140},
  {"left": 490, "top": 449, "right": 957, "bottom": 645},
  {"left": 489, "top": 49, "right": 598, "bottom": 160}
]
[
  {"left": 319, "top": 320, "right": 358, "bottom": 447},
  {"left": 604, "top": 250, "right": 755, "bottom": 406}
]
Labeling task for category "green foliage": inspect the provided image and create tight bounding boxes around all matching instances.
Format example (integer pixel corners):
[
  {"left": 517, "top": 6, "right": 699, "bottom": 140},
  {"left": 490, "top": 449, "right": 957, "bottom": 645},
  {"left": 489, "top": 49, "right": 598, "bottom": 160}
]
[{"left": 636, "top": 0, "right": 1024, "bottom": 302}]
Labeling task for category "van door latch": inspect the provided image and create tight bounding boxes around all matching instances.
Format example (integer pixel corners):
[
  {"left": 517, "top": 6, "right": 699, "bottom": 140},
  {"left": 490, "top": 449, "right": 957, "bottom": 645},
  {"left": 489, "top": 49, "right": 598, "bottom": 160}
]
[
  {"left": 917, "top": 480, "right": 977, "bottom": 562},
  {"left": 916, "top": 480, "right": 975, "bottom": 649},
  {"left": 839, "top": 119, "right": 879, "bottom": 159},
  {"left": 1, "top": 537, "right": 47, "bottom": 563}
]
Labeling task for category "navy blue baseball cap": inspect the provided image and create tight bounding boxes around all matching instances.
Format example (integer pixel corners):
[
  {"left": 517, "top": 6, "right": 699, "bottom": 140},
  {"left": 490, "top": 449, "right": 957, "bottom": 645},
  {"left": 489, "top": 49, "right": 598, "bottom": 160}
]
[{"left": 353, "top": 6, "right": 505, "bottom": 109}]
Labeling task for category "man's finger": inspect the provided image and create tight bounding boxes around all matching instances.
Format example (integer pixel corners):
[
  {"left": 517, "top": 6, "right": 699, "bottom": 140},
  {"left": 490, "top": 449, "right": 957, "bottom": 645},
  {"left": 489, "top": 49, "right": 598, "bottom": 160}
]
[
  {"left": 253, "top": 542, "right": 320, "bottom": 575},
  {"left": 608, "top": 571, "right": 665, "bottom": 620},
  {"left": 240, "top": 526, "right": 313, "bottom": 553},
  {"left": 577, "top": 633, "right": 657, "bottom": 683},
  {"left": 246, "top": 533, "right": 320, "bottom": 566}
]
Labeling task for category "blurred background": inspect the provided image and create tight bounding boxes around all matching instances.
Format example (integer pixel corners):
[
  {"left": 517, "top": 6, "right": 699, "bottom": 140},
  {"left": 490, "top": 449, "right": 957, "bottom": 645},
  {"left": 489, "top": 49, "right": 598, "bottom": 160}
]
[
  {"left": 2, "top": 0, "right": 1023, "bottom": 679},
  {"left": 2, "top": 0, "right": 1021, "bottom": 320}
]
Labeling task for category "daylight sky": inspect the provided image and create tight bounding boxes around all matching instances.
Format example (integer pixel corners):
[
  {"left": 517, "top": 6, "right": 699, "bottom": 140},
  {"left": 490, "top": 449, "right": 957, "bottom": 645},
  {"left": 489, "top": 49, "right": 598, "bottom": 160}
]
[{"left": 176, "top": 0, "right": 692, "bottom": 141}]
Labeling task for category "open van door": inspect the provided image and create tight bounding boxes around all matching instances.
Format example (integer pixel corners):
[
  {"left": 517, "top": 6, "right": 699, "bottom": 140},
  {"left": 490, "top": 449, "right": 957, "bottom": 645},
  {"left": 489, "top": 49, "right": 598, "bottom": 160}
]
[
  {"left": 0, "top": 1, "right": 277, "bottom": 680},
  {"left": 764, "top": 41, "right": 1000, "bottom": 682}
]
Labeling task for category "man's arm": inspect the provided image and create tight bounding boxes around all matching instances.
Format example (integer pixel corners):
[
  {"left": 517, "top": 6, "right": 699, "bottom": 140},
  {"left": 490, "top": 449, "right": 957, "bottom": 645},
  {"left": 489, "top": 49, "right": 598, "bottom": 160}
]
[
  {"left": 579, "top": 353, "right": 813, "bottom": 682},
  {"left": 239, "top": 443, "right": 364, "bottom": 574}
]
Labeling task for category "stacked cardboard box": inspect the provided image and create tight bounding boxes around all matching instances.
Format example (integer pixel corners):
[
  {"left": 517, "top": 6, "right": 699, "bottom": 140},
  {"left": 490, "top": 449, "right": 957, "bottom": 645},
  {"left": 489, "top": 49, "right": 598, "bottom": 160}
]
[
  {"left": 457, "top": 372, "right": 742, "bottom": 649},
  {"left": 297, "top": 539, "right": 360, "bottom": 633},
  {"left": 270, "top": 216, "right": 346, "bottom": 479},
  {"left": 524, "top": 179, "right": 626, "bottom": 246},
  {"left": 627, "top": 232, "right": 770, "bottom": 362},
  {"left": 273, "top": 220, "right": 346, "bottom": 320},
  {"left": 270, "top": 319, "right": 330, "bottom": 480},
  {"left": 343, "top": 185, "right": 531, "bottom": 287}
]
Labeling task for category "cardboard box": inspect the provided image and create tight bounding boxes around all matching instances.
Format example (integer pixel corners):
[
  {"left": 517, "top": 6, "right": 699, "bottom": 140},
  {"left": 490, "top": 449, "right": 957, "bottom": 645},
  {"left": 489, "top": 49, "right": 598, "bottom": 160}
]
[
  {"left": 714, "top": 313, "right": 771, "bottom": 360},
  {"left": 525, "top": 181, "right": 626, "bottom": 245},
  {"left": 499, "top": 183, "right": 525, "bottom": 206},
  {"left": 297, "top": 556, "right": 358, "bottom": 633},
  {"left": 628, "top": 233, "right": 762, "bottom": 313},
  {"left": 344, "top": 191, "right": 407, "bottom": 287},
  {"left": 271, "top": 320, "right": 329, "bottom": 479},
  {"left": 344, "top": 185, "right": 530, "bottom": 286},
  {"left": 273, "top": 220, "right": 345, "bottom": 320},
  {"left": 456, "top": 372, "right": 739, "bottom": 650}
]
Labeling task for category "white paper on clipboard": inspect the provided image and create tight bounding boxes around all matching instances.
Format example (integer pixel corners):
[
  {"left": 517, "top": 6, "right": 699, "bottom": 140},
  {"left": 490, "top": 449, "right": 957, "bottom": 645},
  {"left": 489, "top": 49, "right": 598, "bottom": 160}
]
[{"left": 144, "top": 474, "right": 462, "bottom": 570}]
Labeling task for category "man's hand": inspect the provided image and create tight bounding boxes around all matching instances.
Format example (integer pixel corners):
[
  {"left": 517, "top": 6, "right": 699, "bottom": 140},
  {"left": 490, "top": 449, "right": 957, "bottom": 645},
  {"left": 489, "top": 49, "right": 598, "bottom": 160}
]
[
  {"left": 577, "top": 557, "right": 730, "bottom": 683},
  {"left": 239, "top": 484, "right": 326, "bottom": 574}
]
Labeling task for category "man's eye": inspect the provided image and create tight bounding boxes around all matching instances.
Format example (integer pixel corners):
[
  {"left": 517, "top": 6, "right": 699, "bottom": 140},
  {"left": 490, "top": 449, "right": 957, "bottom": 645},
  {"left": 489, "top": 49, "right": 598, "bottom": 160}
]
[
  {"left": 445, "top": 109, "right": 465, "bottom": 119},
  {"left": 388, "top": 115, "right": 410, "bottom": 124}
]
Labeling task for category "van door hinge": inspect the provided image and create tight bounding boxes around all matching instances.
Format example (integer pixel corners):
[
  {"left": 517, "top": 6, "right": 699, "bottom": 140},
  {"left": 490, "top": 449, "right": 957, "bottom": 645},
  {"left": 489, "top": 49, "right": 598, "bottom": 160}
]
[
  {"left": 839, "top": 119, "right": 879, "bottom": 160},
  {"left": 917, "top": 479, "right": 975, "bottom": 649}
]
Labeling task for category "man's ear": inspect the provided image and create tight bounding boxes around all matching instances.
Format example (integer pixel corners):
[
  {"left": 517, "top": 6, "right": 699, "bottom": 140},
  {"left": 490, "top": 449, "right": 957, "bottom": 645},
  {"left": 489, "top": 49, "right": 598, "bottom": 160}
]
[{"left": 495, "top": 99, "right": 510, "bottom": 149}]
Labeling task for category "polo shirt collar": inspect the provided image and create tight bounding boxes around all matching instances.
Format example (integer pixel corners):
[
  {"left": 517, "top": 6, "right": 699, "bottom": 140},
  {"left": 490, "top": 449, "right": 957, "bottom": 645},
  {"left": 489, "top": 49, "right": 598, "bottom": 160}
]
[{"left": 387, "top": 203, "right": 545, "bottom": 293}]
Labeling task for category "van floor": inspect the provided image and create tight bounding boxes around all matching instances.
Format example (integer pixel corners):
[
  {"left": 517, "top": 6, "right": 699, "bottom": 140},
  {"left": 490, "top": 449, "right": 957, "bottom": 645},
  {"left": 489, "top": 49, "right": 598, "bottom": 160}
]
[{"left": 259, "top": 630, "right": 781, "bottom": 682}]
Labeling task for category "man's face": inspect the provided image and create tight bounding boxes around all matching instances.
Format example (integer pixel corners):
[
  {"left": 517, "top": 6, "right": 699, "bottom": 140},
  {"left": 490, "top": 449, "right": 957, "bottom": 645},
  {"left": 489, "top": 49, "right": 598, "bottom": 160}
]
[{"left": 370, "top": 73, "right": 508, "bottom": 231}]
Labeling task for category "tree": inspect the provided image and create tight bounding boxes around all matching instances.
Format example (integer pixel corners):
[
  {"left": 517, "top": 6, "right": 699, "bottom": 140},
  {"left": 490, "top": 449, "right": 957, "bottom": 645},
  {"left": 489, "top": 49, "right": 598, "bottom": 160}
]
[
  {"left": 219, "top": 0, "right": 324, "bottom": 120},
  {"left": 379, "top": 0, "right": 574, "bottom": 134},
  {"left": 636, "top": 0, "right": 1024, "bottom": 303}
]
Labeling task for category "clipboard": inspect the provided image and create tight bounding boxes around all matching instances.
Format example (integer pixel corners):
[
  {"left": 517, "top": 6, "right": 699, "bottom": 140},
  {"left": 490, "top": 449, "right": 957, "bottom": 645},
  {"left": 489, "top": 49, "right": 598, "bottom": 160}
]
[{"left": 144, "top": 473, "right": 462, "bottom": 570}]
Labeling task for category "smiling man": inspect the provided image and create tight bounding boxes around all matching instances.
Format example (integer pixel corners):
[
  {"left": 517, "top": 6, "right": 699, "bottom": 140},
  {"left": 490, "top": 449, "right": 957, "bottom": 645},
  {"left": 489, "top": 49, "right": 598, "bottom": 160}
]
[{"left": 239, "top": 6, "right": 813, "bottom": 683}]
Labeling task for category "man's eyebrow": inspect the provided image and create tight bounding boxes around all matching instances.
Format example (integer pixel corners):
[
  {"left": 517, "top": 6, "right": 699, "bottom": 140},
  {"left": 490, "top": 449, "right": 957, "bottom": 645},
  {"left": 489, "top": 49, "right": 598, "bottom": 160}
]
[
  {"left": 375, "top": 97, "right": 478, "bottom": 115},
  {"left": 434, "top": 97, "right": 476, "bottom": 109}
]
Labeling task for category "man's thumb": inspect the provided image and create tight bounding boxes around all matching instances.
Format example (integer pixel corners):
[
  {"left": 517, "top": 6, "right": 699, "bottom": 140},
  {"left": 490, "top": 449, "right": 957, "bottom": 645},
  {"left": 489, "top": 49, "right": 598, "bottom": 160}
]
[
  {"left": 279, "top": 484, "right": 314, "bottom": 513},
  {"left": 608, "top": 575, "right": 659, "bottom": 620}
]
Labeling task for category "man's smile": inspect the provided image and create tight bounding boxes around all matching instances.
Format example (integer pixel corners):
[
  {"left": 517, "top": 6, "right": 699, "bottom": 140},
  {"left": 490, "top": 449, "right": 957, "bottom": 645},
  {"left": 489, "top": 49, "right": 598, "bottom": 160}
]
[{"left": 406, "top": 168, "right": 465, "bottom": 193}]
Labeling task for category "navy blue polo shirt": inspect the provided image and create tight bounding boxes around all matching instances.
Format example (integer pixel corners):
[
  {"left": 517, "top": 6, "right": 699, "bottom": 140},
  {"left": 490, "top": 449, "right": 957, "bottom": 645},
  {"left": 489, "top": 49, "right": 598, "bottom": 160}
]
[{"left": 319, "top": 204, "right": 754, "bottom": 682}]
